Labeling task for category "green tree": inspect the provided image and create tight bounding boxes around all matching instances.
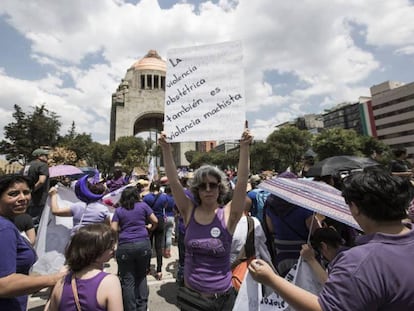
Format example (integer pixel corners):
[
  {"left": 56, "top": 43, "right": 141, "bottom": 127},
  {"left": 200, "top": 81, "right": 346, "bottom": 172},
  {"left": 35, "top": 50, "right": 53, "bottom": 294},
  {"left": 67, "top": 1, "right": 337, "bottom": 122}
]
[
  {"left": 121, "top": 149, "right": 145, "bottom": 175},
  {"left": 0, "top": 104, "right": 61, "bottom": 165},
  {"left": 69, "top": 134, "right": 94, "bottom": 162},
  {"left": 358, "top": 135, "right": 391, "bottom": 165},
  {"left": 358, "top": 135, "right": 389, "bottom": 157},
  {"left": 59, "top": 122, "right": 102, "bottom": 167},
  {"left": 250, "top": 141, "right": 277, "bottom": 173},
  {"left": 312, "top": 128, "right": 362, "bottom": 160},
  {"left": 87, "top": 142, "right": 112, "bottom": 174},
  {"left": 185, "top": 150, "right": 198, "bottom": 164},
  {"left": 209, "top": 150, "right": 228, "bottom": 169},
  {"left": 266, "top": 127, "right": 312, "bottom": 172},
  {"left": 189, "top": 151, "right": 214, "bottom": 169},
  {"left": 27, "top": 105, "right": 61, "bottom": 148},
  {"left": 111, "top": 136, "right": 146, "bottom": 172}
]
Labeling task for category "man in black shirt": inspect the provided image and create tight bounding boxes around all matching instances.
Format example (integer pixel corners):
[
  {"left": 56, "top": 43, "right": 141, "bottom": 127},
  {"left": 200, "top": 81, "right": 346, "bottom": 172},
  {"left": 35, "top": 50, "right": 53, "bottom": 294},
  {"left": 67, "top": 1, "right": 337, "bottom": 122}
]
[{"left": 23, "top": 148, "right": 50, "bottom": 227}]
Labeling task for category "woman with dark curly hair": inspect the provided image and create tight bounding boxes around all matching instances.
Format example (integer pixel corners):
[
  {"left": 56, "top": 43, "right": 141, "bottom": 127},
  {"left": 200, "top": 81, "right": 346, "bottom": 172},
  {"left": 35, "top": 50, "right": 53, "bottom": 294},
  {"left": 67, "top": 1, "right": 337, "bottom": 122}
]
[
  {"left": 47, "top": 223, "right": 123, "bottom": 310},
  {"left": 0, "top": 174, "right": 65, "bottom": 311}
]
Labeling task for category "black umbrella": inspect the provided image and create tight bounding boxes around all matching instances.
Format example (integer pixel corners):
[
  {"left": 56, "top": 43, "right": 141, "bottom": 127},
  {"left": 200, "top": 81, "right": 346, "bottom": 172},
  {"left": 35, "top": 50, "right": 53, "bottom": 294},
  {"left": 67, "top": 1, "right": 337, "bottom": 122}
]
[{"left": 306, "top": 155, "right": 380, "bottom": 177}]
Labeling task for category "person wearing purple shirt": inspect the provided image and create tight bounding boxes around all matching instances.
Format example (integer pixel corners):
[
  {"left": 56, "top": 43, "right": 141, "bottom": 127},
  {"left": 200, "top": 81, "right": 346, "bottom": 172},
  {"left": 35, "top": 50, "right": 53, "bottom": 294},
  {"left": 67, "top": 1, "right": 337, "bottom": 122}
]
[
  {"left": 163, "top": 185, "right": 175, "bottom": 258},
  {"left": 159, "top": 128, "right": 253, "bottom": 310},
  {"left": 47, "top": 223, "right": 123, "bottom": 311},
  {"left": 49, "top": 179, "right": 110, "bottom": 235},
  {"left": 111, "top": 186, "right": 158, "bottom": 311},
  {"left": 143, "top": 181, "right": 168, "bottom": 280},
  {"left": 249, "top": 167, "right": 414, "bottom": 311},
  {"left": 106, "top": 168, "right": 127, "bottom": 193},
  {"left": 0, "top": 175, "right": 64, "bottom": 311}
]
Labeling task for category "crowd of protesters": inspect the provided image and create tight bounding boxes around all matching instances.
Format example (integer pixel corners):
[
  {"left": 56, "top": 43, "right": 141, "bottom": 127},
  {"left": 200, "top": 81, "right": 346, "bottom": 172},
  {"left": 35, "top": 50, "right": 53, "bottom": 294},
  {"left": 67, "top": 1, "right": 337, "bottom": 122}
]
[{"left": 1, "top": 138, "right": 414, "bottom": 311}]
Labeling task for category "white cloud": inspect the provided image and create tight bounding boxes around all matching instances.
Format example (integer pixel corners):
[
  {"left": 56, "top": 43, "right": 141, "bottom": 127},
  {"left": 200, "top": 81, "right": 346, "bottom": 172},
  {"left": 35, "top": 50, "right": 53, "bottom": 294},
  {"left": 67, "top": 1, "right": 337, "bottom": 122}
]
[
  {"left": 0, "top": 0, "right": 413, "bottom": 144},
  {"left": 396, "top": 45, "right": 414, "bottom": 55}
]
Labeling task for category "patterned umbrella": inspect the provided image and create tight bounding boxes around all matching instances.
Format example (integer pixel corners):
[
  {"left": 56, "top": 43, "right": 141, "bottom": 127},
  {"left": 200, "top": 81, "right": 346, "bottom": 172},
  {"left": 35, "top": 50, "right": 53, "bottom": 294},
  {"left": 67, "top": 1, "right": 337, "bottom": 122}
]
[
  {"left": 49, "top": 165, "right": 83, "bottom": 178},
  {"left": 258, "top": 177, "right": 361, "bottom": 230}
]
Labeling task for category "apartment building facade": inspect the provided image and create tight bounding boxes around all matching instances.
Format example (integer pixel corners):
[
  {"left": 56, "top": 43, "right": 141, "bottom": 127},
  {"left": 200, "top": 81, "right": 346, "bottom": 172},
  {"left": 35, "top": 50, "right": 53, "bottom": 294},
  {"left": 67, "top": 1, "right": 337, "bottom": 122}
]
[{"left": 370, "top": 81, "right": 414, "bottom": 160}]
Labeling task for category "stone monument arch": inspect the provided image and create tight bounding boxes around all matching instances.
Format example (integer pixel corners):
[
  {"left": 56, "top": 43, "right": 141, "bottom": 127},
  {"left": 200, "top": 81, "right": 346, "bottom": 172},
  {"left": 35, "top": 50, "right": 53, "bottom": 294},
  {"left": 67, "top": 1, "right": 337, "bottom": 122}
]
[
  {"left": 110, "top": 50, "right": 195, "bottom": 166},
  {"left": 110, "top": 50, "right": 166, "bottom": 141}
]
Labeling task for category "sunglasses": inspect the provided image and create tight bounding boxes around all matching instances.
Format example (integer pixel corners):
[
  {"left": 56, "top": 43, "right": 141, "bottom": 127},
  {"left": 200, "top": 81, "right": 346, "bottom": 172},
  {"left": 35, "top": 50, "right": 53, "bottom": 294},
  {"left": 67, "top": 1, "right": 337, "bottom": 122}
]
[{"left": 198, "top": 182, "right": 219, "bottom": 191}]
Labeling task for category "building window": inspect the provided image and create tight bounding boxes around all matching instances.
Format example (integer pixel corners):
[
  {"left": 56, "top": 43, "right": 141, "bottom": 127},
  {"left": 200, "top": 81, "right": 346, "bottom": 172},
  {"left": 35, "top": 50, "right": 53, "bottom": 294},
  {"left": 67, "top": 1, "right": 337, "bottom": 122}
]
[
  {"left": 374, "top": 104, "right": 414, "bottom": 120},
  {"left": 147, "top": 75, "right": 152, "bottom": 89},
  {"left": 141, "top": 75, "right": 145, "bottom": 89},
  {"left": 161, "top": 76, "right": 165, "bottom": 90},
  {"left": 378, "top": 129, "right": 414, "bottom": 140},
  {"left": 376, "top": 117, "right": 414, "bottom": 130},
  {"left": 154, "top": 75, "right": 159, "bottom": 89},
  {"left": 372, "top": 94, "right": 414, "bottom": 110}
]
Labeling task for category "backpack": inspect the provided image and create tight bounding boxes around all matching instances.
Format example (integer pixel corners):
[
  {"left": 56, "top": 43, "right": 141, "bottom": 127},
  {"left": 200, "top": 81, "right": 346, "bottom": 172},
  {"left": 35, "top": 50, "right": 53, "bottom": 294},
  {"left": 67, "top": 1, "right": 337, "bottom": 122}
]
[
  {"left": 231, "top": 216, "right": 255, "bottom": 291},
  {"left": 252, "top": 189, "right": 270, "bottom": 222}
]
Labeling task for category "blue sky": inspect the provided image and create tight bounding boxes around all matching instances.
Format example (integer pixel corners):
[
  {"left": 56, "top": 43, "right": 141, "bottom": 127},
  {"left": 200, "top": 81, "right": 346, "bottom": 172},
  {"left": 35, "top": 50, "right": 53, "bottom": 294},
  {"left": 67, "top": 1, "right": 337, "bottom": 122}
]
[{"left": 0, "top": 0, "right": 414, "bottom": 144}]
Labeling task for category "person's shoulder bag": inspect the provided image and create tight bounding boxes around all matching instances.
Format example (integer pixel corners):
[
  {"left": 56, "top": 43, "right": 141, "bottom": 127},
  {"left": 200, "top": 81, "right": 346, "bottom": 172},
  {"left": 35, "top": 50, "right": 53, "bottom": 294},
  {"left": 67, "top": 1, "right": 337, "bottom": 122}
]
[{"left": 231, "top": 216, "right": 255, "bottom": 291}]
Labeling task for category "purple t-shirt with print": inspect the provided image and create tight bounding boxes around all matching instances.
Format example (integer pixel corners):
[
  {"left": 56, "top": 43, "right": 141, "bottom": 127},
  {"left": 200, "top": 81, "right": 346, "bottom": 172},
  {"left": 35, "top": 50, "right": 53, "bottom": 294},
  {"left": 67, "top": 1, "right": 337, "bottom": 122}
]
[
  {"left": 0, "top": 216, "right": 37, "bottom": 311},
  {"left": 112, "top": 202, "right": 153, "bottom": 244},
  {"left": 319, "top": 227, "right": 414, "bottom": 311},
  {"left": 184, "top": 207, "right": 232, "bottom": 294}
]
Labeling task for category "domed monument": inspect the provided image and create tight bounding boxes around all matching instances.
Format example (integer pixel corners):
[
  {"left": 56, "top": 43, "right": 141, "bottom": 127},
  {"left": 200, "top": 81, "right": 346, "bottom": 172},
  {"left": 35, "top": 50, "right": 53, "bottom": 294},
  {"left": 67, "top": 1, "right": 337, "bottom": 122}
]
[{"left": 110, "top": 50, "right": 195, "bottom": 166}]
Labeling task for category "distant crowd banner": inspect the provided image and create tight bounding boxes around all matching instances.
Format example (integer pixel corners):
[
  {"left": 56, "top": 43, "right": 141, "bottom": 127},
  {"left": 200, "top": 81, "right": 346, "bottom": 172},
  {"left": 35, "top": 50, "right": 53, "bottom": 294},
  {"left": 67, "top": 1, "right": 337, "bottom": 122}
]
[
  {"left": 233, "top": 258, "right": 323, "bottom": 311},
  {"left": 164, "top": 41, "right": 245, "bottom": 142}
]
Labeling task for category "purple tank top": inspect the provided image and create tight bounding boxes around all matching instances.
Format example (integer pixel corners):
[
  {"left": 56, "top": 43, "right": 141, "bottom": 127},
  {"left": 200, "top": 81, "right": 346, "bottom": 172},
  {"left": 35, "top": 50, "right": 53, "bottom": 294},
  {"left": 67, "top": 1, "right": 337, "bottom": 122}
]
[
  {"left": 184, "top": 207, "right": 232, "bottom": 293},
  {"left": 59, "top": 271, "right": 108, "bottom": 311}
]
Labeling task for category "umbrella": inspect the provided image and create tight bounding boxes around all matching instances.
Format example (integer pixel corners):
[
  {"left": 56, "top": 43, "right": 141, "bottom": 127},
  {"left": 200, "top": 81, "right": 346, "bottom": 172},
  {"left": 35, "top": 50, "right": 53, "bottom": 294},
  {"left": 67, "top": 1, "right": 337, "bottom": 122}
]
[
  {"left": 306, "top": 155, "right": 379, "bottom": 177},
  {"left": 259, "top": 177, "right": 361, "bottom": 230},
  {"left": 49, "top": 165, "right": 83, "bottom": 178},
  {"left": 70, "top": 167, "right": 99, "bottom": 181}
]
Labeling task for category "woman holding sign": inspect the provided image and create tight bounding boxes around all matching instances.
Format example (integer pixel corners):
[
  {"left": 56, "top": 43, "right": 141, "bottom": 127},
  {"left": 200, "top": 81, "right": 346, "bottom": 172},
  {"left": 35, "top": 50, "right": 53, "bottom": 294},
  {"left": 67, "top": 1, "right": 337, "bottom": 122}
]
[
  {"left": 159, "top": 128, "right": 252, "bottom": 311},
  {"left": 249, "top": 168, "right": 414, "bottom": 311}
]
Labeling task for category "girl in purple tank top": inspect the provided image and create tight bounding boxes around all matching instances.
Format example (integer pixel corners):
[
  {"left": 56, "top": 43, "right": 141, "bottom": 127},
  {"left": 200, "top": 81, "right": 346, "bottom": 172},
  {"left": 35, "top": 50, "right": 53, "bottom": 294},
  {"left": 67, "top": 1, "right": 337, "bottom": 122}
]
[
  {"left": 159, "top": 128, "right": 253, "bottom": 310},
  {"left": 47, "top": 223, "right": 123, "bottom": 311}
]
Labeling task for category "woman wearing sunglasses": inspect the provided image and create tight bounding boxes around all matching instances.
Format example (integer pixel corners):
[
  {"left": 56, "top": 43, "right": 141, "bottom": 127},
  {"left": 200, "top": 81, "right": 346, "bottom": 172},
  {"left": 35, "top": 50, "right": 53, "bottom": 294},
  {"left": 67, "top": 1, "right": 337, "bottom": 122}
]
[{"left": 159, "top": 128, "right": 253, "bottom": 311}]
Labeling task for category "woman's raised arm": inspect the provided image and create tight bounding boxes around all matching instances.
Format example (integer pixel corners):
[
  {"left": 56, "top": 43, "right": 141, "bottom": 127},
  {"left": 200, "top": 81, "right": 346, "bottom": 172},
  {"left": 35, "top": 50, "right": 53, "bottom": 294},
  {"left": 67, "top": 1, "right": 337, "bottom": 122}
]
[{"left": 158, "top": 132, "right": 193, "bottom": 223}]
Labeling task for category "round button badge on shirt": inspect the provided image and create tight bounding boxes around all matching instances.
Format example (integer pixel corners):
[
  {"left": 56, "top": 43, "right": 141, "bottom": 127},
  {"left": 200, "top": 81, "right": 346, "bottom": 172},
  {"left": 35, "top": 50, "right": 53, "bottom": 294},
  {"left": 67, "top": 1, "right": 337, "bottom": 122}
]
[{"left": 210, "top": 227, "right": 221, "bottom": 238}]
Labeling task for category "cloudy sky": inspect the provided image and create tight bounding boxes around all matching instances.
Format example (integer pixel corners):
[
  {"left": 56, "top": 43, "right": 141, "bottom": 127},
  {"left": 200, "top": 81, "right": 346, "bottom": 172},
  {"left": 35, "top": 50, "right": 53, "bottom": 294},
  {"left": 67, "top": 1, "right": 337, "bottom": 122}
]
[{"left": 1, "top": 0, "right": 414, "bottom": 144}]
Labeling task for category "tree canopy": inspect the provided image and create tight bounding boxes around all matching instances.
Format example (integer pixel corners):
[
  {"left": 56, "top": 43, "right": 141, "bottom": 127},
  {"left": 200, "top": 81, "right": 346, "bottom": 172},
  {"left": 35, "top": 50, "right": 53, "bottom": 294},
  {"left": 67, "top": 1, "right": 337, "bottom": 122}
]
[
  {"left": 0, "top": 104, "right": 395, "bottom": 176},
  {"left": 0, "top": 104, "right": 61, "bottom": 165},
  {"left": 266, "top": 126, "right": 312, "bottom": 172},
  {"left": 312, "top": 128, "right": 361, "bottom": 160}
]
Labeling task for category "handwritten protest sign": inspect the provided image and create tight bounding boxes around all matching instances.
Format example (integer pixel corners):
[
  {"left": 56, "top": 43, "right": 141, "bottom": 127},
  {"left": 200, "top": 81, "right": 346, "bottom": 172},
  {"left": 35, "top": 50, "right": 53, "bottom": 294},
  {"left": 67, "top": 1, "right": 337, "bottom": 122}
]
[{"left": 164, "top": 41, "right": 245, "bottom": 142}]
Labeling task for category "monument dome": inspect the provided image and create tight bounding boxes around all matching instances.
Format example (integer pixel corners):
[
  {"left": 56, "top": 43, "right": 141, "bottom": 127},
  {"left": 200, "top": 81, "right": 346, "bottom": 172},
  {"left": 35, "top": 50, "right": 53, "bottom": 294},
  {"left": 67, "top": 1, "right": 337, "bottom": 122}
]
[{"left": 130, "top": 50, "right": 166, "bottom": 72}]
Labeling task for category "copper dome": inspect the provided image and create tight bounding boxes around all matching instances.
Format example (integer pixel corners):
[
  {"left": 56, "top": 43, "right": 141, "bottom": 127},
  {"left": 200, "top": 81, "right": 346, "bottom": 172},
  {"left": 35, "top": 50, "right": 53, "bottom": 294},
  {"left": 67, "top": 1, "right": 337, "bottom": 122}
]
[{"left": 130, "top": 50, "right": 166, "bottom": 72}]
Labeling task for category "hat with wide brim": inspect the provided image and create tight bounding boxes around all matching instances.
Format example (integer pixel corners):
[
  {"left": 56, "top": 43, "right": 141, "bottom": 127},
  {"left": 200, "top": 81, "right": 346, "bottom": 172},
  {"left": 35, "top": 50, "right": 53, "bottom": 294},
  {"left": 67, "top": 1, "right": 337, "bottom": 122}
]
[
  {"left": 137, "top": 179, "right": 150, "bottom": 186},
  {"left": 32, "top": 148, "right": 50, "bottom": 157},
  {"left": 75, "top": 175, "right": 104, "bottom": 204}
]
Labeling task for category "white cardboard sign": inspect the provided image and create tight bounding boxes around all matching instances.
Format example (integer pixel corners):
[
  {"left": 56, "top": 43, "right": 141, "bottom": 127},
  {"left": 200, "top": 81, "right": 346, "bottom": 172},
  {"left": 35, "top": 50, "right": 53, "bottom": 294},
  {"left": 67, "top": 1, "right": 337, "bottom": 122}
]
[
  {"left": 164, "top": 41, "right": 245, "bottom": 142},
  {"left": 233, "top": 258, "right": 323, "bottom": 311}
]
